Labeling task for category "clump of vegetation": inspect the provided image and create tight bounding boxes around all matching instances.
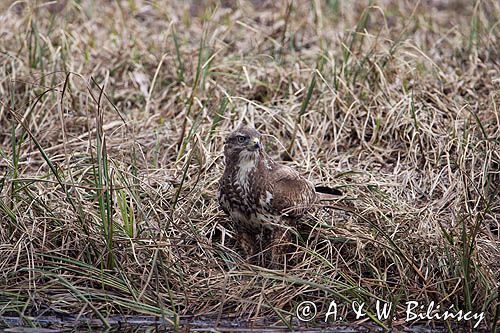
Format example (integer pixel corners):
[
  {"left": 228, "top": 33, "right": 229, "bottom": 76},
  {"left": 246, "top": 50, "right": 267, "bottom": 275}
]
[{"left": 0, "top": 0, "right": 498, "bottom": 330}]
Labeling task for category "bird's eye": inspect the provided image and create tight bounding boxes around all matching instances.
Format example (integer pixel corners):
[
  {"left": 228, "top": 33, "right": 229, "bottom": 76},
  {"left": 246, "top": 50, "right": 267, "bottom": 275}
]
[{"left": 237, "top": 135, "right": 246, "bottom": 143}]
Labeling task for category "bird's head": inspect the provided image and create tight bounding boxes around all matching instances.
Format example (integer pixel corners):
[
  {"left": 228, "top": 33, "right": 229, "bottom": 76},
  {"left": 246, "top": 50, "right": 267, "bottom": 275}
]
[{"left": 223, "top": 126, "right": 263, "bottom": 162}]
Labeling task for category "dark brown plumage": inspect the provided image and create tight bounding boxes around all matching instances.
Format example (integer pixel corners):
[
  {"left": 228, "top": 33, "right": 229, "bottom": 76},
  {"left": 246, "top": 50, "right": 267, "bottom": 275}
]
[{"left": 218, "top": 126, "right": 337, "bottom": 265}]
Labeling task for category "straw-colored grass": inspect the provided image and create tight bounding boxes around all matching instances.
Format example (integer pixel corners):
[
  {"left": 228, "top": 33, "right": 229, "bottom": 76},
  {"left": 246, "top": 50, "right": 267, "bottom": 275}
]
[{"left": 0, "top": 0, "right": 499, "bottom": 330}]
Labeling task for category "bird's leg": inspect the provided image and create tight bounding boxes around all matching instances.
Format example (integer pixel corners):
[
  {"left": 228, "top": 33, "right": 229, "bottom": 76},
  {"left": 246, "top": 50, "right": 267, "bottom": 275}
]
[
  {"left": 269, "top": 227, "right": 291, "bottom": 269},
  {"left": 237, "top": 231, "right": 256, "bottom": 261},
  {"left": 251, "top": 228, "right": 269, "bottom": 266}
]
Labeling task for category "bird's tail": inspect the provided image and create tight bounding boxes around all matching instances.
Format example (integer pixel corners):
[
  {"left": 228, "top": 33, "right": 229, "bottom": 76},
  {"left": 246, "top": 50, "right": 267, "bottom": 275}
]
[{"left": 315, "top": 185, "right": 343, "bottom": 197}]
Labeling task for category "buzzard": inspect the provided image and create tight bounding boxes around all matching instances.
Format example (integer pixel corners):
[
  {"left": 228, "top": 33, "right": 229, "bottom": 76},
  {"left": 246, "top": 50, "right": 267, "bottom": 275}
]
[{"left": 218, "top": 125, "right": 340, "bottom": 265}]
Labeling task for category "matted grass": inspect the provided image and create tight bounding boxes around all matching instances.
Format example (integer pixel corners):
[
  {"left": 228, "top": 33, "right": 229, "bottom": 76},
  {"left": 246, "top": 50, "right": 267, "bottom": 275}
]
[{"left": 0, "top": 0, "right": 499, "bottom": 330}]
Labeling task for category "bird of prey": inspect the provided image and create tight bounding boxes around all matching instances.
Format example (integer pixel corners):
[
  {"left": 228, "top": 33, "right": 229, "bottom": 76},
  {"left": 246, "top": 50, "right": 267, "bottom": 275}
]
[{"left": 218, "top": 125, "right": 340, "bottom": 265}]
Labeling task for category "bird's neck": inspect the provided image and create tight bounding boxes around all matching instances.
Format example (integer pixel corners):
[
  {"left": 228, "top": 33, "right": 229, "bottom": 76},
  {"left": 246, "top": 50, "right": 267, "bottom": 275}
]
[
  {"left": 225, "top": 151, "right": 263, "bottom": 190},
  {"left": 236, "top": 150, "right": 261, "bottom": 173}
]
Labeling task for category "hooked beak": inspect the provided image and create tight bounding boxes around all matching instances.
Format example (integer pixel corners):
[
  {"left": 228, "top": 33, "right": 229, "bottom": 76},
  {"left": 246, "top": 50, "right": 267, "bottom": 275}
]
[{"left": 247, "top": 137, "right": 261, "bottom": 151}]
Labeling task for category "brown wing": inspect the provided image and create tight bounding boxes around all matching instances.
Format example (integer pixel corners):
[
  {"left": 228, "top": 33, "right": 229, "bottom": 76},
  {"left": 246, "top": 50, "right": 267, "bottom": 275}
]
[{"left": 264, "top": 164, "right": 317, "bottom": 218}]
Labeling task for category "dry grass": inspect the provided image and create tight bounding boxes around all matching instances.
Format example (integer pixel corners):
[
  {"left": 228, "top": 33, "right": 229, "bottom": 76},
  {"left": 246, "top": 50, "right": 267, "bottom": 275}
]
[{"left": 0, "top": 0, "right": 499, "bottom": 330}]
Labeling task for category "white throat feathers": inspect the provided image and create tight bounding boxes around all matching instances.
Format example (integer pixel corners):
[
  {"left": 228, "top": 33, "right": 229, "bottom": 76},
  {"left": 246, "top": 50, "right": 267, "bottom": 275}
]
[{"left": 236, "top": 150, "right": 259, "bottom": 191}]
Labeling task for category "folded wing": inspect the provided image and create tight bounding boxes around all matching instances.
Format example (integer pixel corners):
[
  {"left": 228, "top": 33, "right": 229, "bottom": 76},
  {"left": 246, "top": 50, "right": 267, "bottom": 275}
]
[{"left": 264, "top": 165, "right": 317, "bottom": 218}]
